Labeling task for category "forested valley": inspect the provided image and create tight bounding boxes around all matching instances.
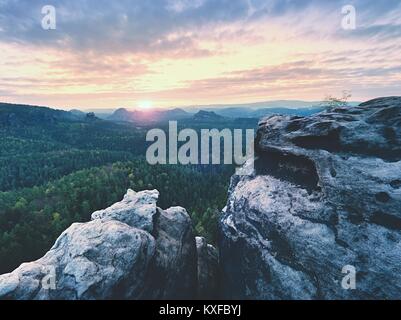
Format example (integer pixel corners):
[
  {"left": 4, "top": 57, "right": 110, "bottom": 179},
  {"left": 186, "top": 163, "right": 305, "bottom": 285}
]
[{"left": 0, "top": 103, "right": 256, "bottom": 274}]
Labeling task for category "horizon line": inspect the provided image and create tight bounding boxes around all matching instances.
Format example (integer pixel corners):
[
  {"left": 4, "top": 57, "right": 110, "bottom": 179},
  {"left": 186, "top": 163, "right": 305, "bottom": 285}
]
[{"left": 0, "top": 98, "right": 367, "bottom": 112}]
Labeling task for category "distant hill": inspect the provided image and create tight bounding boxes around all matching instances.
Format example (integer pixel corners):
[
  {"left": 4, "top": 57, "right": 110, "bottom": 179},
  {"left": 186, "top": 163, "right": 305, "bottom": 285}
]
[
  {"left": 184, "top": 100, "right": 361, "bottom": 111},
  {"left": 193, "top": 110, "right": 226, "bottom": 122},
  {"left": 108, "top": 108, "right": 132, "bottom": 122},
  {"left": 182, "top": 99, "right": 361, "bottom": 118},
  {"left": 83, "top": 108, "right": 116, "bottom": 117},
  {"left": 69, "top": 109, "right": 87, "bottom": 119},
  {"left": 189, "top": 106, "right": 326, "bottom": 118},
  {"left": 0, "top": 100, "right": 352, "bottom": 129},
  {"left": 0, "top": 103, "right": 108, "bottom": 128},
  {"left": 73, "top": 99, "right": 362, "bottom": 122},
  {"left": 0, "top": 102, "right": 82, "bottom": 126},
  {"left": 106, "top": 104, "right": 327, "bottom": 123},
  {"left": 252, "top": 107, "right": 327, "bottom": 118},
  {"left": 108, "top": 108, "right": 191, "bottom": 123}
]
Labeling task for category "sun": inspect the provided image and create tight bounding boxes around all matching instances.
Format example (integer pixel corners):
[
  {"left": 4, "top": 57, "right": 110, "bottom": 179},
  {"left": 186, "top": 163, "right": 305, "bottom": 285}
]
[{"left": 137, "top": 100, "right": 153, "bottom": 110}]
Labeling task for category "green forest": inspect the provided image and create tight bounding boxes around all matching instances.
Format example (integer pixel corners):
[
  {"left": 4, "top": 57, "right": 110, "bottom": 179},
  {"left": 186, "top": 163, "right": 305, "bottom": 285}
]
[{"left": 0, "top": 103, "right": 256, "bottom": 274}]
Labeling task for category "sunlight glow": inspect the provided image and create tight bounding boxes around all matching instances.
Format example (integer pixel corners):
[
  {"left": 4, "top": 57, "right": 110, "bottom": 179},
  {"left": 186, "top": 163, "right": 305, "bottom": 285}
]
[{"left": 137, "top": 100, "right": 153, "bottom": 110}]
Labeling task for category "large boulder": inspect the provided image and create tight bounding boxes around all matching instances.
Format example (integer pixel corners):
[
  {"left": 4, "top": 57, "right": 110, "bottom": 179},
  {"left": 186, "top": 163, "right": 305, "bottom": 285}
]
[
  {"left": 219, "top": 97, "right": 401, "bottom": 300},
  {"left": 0, "top": 190, "right": 198, "bottom": 300}
]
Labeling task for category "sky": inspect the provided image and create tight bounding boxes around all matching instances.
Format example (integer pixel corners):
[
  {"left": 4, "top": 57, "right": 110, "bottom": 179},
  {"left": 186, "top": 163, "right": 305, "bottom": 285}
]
[{"left": 0, "top": 0, "right": 400, "bottom": 109}]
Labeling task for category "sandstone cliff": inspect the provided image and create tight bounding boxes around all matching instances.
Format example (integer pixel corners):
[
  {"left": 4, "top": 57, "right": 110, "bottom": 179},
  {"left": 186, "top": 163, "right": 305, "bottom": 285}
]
[{"left": 219, "top": 97, "right": 401, "bottom": 299}]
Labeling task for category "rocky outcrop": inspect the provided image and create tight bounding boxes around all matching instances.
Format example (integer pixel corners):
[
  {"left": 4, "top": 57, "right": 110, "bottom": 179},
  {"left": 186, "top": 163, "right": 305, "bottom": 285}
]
[
  {"left": 196, "top": 237, "right": 219, "bottom": 299},
  {"left": 219, "top": 97, "right": 401, "bottom": 300},
  {"left": 140, "top": 205, "right": 197, "bottom": 299},
  {"left": 0, "top": 189, "right": 213, "bottom": 300}
]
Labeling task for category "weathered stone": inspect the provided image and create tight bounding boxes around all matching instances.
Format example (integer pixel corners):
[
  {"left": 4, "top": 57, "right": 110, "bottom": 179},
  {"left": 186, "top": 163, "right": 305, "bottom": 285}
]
[
  {"left": 0, "top": 219, "right": 155, "bottom": 300},
  {"left": 219, "top": 97, "right": 401, "bottom": 300},
  {"left": 0, "top": 190, "right": 201, "bottom": 300},
  {"left": 91, "top": 189, "right": 159, "bottom": 233},
  {"left": 141, "top": 207, "right": 198, "bottom": 299},
  {"left": 196, "top": 237, "right": 219, "bottom": 299}
]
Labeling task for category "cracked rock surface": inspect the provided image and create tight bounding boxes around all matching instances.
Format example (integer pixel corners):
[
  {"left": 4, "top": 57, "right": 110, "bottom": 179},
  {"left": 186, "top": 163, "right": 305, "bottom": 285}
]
[
  {"left": 0, "top": 190, "right": 201, "bottom": 300},
  {"left": 219, "top": 97, "right": 401, "bottom": 300}
]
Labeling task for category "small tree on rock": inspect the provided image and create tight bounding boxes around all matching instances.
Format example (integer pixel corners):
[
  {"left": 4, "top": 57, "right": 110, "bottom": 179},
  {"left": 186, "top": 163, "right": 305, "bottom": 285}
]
[{"left": 322, "top": 90, "right": 352, "bottom": 110}]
